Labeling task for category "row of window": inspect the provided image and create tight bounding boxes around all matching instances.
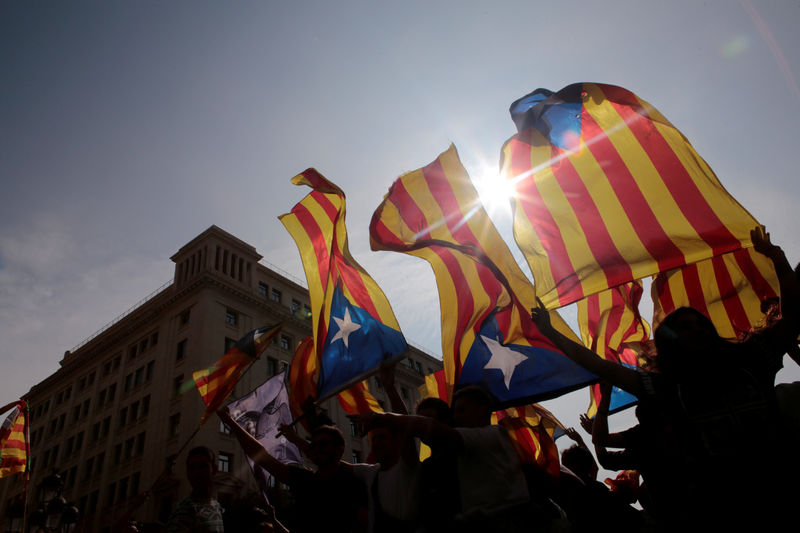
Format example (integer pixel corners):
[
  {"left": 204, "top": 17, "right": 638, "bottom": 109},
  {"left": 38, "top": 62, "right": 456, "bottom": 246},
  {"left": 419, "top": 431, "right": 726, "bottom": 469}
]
[
  {"left": 30, "top": 331, "right": 158, "bottom": 423},
  {"left": 257, "top": 283, "right": 312, "bottom": 319},
  {"left": 106, "top": 472, "right": 141, "bottom": 509},
  {"left": 118, "top": 395, "right": 151, "bottom": 428},
  {"left": 123, "top": 360, "right": 155, "bottom": 392},
  {"left": 128, "top": 331, "right": 159, "bottom": 361}
]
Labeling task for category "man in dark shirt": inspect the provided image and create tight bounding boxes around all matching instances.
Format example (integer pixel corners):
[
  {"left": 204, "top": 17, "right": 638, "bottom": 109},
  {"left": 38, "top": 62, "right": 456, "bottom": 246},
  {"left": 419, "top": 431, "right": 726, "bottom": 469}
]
[{"left": 219, "top": 409, "right": 368, "bottom": 533}]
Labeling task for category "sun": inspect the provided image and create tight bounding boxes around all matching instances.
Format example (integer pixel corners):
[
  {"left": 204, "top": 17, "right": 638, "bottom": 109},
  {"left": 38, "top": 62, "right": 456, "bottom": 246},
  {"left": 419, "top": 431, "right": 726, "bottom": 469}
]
[{"left": 473, "top": 169, "right": 516, "bottom": 215}]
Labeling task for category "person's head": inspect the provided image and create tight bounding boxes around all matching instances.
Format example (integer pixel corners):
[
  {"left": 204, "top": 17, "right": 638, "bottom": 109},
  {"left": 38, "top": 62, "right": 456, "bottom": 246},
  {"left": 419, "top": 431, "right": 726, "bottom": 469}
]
[
  {"left": 560, "top": 444, "right": 598, "bottom": 483},
  {"left": 415, "top": 397, "right": 452, "bottom": 425},
  {"left": 653, "top": 307, "right": 723, "bottom": 375},
  {"left": 452, "top": 386, "right": 493, "bottom": 428},
  {"left": 368, "top": 425, "right": 402, "bottom": 468},
  {"left": 309, "top": 425, "right": 345, "bottom": 468},
  {"left": 185, "top": 446, "right": 216, "bottom": 495}
]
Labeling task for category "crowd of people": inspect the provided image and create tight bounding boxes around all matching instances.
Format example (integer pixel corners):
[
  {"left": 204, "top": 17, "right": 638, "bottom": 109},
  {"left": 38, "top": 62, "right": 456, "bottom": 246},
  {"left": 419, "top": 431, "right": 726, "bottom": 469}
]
[{"left": 158, "top": 225, "right": 800, "bottom": 532}]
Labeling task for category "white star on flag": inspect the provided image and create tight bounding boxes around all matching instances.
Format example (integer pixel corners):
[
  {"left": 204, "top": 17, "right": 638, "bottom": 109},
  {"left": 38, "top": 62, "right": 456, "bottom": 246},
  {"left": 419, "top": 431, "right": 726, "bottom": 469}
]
[
  {"left": 481, "top": 335, "right": 527, "bottom": 389},
  {"left": 331, "top": 308, "right": 361, "bottom": 348}
]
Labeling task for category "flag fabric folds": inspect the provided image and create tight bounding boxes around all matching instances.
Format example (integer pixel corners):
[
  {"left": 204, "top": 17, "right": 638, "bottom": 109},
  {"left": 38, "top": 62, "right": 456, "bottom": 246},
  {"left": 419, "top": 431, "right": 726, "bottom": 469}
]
[
  {"left": 371, "top": 145, "right": 595, "bottom": 407},
  {"left": 337, "top": 380, "right": 383, "bottom": 416},
  {"left": 0, "top": 401, "right": 29, "bottom": 479},
  {"left": 493, "top": 404, "right": 564, "bottom": 478},
  {"left": 577, "top": 281, "right": 650, "bottom": 417},
  {"left": 652, "top": 247, "right": 779, "bottom": 340},
  {"left": 193, "top": 324, "right": 282, "bottom": 424},
  {"left": 501, "top": 82, "right": 761, "bottom": 309},
  {"left": 226, "top": 370, "right": 302, "bottom": 503},
  {"left": 288, "top": 334, "right": 382, "bottom": 435},
  {"left": 280, "top": 169, "right": 407, "bottom": 400},
  {"left": 288, "top": 336, "right": 318, "bottom": 426}
]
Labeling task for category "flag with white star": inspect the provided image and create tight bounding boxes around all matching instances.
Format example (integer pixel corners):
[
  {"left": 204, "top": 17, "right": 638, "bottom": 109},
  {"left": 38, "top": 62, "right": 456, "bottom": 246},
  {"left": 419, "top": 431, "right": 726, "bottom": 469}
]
[
  {"left": 280, "top": 169, "right": 408, "bottom": 401},
  {"left": 371, "top": 145, "right": 595, "bottom": 407}
]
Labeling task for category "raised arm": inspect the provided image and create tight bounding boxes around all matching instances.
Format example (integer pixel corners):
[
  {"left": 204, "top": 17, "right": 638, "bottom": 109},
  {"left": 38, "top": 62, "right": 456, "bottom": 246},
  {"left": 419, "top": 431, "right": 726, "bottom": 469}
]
[
  {"left": 590, "top": 384, "right": 627, "bottom": 449},
  {"left": 349, "top": 411, "right": 463, "bottom": 453},
  {"left": 218, "top": 408, "right": 291, "bottom": 483},
  {"left": 378, "top": 361, "right": 408, "bottom": 415},
  {"left": 531, "top": 301, "right": 643, "bottom": 397},
  {"left": 751, "top": 226, "right": 800, "bottom": 341}
]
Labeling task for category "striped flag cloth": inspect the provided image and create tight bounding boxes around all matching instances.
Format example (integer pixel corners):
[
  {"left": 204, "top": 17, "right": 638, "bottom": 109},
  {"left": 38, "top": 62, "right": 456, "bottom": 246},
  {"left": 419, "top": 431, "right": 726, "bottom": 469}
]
[
  {"left": 577, "top": 281, "right": 651, "bottom": 417},
  {"left": 0, "top": 401, "right": 29, "bottom": 479},
  {"left": 280, "top": 170, "right": 407, "bottom": 400},
  {"left": 501, "top": 82, "right": 761, "bottom": 309},
  {"left": 652, "top": 247, "right": 779, "bottom": 340},
  {"left": 372, "top": 145, "right": 595, "bottom": 407},
  {"left": 337, "top": 381, "right": 383, "bottom": 416},
  {"left": 193, "top": 324, "right": 282, "bottom": 424},
  {"left": 419, "top": 370, "right": 563, "bottom": 475}
]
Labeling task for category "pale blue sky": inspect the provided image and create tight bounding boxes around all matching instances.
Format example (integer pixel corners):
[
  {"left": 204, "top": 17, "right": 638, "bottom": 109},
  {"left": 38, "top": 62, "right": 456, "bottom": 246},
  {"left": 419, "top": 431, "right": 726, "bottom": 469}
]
[{"left": 2, "top": 1, "right": 799, "bottom": 443}]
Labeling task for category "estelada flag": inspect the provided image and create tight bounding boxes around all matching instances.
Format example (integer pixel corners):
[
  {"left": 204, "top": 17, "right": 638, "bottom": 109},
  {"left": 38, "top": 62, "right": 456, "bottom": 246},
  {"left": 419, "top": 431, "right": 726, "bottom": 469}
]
[
  {"left": 372, "top": 145, "right": 594, "bottom": 407},
  {"left": 501, "top": 82, "right": 761, "bottom": 309},
  {"left": 0, "top": 400, "right": 29, "bottom": 479},
  {"left": 193, "top": 324, "right": 282, "bottom": 424},
  {"left": 280, "top": 170, "right": 407, "bottom": 401}
]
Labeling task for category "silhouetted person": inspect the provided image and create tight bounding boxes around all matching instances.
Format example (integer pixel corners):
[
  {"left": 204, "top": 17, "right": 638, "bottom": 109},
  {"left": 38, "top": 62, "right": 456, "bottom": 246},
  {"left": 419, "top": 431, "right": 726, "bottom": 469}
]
[
  {"left": 219, "top": 408, "right": 367, "bottom": 533},
  {"left": 532, "top": 226, "right": 799, "bottom": 529},
  {"left": 167, "top": 446, "right": 224, "bottom": 533}
]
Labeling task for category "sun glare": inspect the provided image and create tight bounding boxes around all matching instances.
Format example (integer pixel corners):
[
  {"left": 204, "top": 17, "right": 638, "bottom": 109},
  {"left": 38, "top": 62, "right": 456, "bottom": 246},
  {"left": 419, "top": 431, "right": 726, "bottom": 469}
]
[{"left": 474, "top": 169, "right": 515, "bottom": 215}]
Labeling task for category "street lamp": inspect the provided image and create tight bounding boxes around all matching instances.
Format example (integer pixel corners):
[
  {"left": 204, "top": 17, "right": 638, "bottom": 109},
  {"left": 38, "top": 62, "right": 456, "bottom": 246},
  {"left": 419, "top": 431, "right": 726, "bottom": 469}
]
[
  {"left": 29, "top": 473, "right": 80, "bottom": 533},
  {"left": 5, "top": 496, "right": 24, "bottom": 533}
]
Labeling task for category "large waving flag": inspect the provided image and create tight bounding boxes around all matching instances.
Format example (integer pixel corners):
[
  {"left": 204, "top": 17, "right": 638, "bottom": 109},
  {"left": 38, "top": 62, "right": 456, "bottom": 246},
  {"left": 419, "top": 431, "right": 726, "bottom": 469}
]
[
  {"left": 577, "top": 281, "right": 651, "bottom": 417},
  {"left": 652, "top": 247, "right": 779, "bottom": 340},
  {"left": 227, "top": 370, "right": 302, "bottom": 502},
  {"left": 371, "top": 145, "right": 595, "bottom": 407},
  {"left": 280, "top": 170, "right": 407, "bottom": 400},
  {"left": 0, "top": 401, "right": 29, "bottom": 479},
  {"left": 501, "top": 82, "right": 761, "bottom": 309},
  {"left": 193, "top": 324, "right": 282, "bottom": 424}
]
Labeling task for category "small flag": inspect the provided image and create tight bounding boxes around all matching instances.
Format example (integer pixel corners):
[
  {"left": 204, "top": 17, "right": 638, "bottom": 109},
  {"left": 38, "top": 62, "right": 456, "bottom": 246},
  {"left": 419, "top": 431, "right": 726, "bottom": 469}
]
[
  {"left": 226, "top": 370, "right": 302, "bottom": 503},
  {"left": 193, "top": 324, "right": 282, "bottom": 424},
  {"left": 280, "top": 169, "right": 407, "bottom": 400},
  {"left": 0, "top": 401, "right": 29, "bottom": 479},
  {"left": 577, "top": 281, "right": 651, "bottom": 416}
]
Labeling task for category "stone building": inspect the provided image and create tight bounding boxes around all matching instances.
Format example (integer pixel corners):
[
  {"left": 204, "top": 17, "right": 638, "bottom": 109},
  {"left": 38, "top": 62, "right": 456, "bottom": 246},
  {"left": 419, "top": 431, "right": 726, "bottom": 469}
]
[{"left": 0, "top": 225, "right": 441, "bottom": 532}]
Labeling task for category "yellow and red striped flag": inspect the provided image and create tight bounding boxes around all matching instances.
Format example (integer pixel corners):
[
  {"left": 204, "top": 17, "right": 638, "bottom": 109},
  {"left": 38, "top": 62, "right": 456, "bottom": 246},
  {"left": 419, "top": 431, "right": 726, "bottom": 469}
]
[
  {"left": 501, "top": 83, "right": 761, "bottom": 309},
  {"left": 577, "top": 281, "right": 651, "bottom": 417},
  {"left": 0, "top": 400, "right": 29, "bottom": 479},
  {"left": 337, "top": 381, "right": 383, "bottom": 416},
  {"left": 493, "top": 404, "right": 564, "bottom": 478},
  {"left": 193, "top": 324, "right": 282, "bottom": 424},
  {"left": 372, "top": 145, "right": 594, "bottom": 407},
  {"left": 280, "top": 169, "right": 407, "bottom": 401},
  {"left": 288, "top": 336, "right": 318, "bottom": 426},
  {"left": 652, "top": 247, "right": 779, "bottom": 340}
]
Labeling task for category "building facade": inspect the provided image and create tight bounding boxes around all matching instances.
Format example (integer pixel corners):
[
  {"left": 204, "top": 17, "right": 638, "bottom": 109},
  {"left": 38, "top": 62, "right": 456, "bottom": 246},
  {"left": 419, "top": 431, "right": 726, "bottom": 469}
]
[{"left": 0, "top": 225, "right": 441, "bottom": 532}]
